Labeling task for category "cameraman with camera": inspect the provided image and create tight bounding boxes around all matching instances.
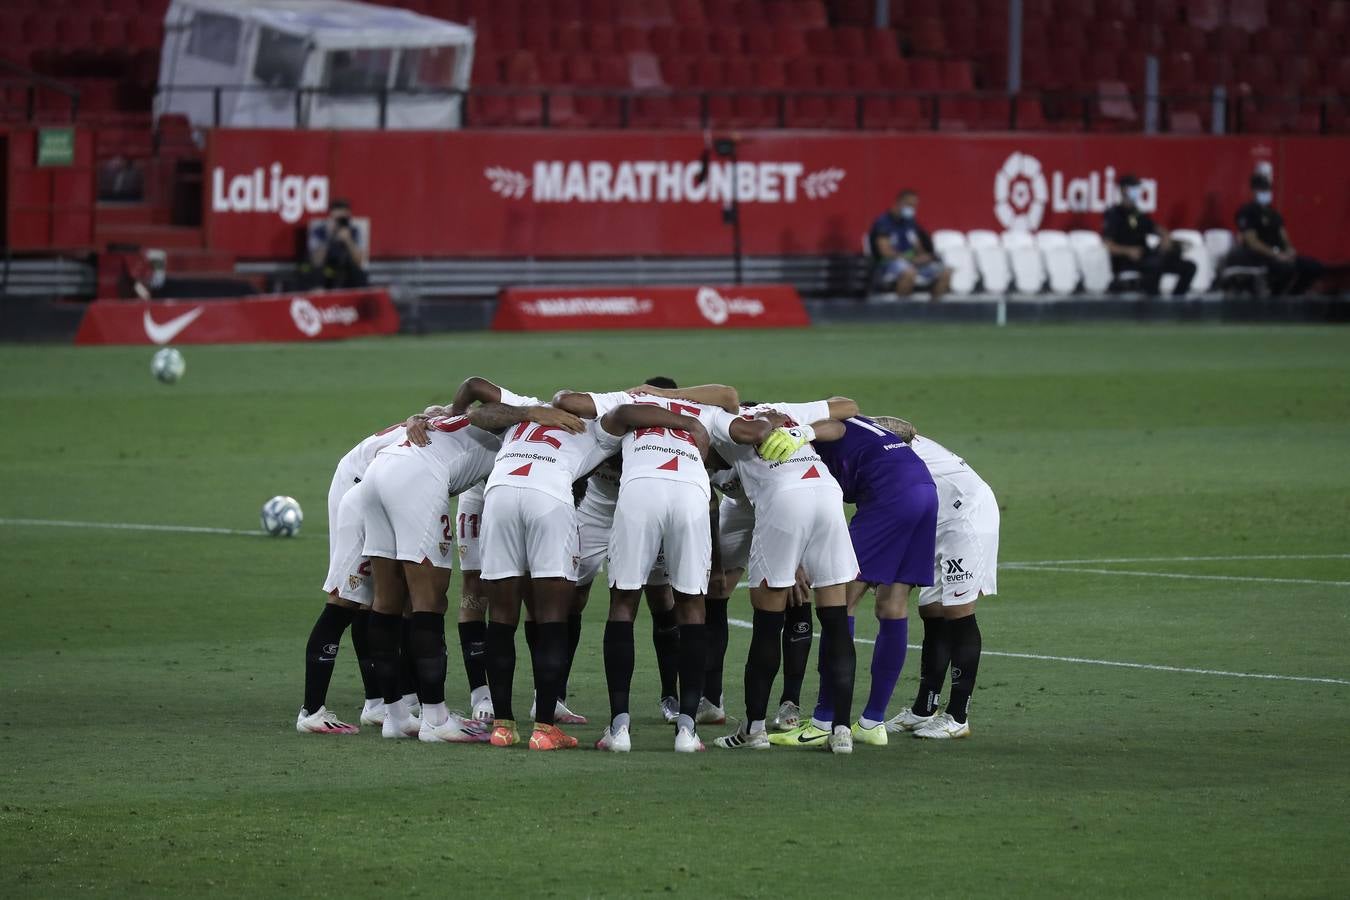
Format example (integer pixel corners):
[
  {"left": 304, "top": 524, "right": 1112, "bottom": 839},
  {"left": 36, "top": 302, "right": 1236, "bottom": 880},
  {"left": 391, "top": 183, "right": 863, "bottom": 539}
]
[{"left": 304, "top": 198, "right": 369, "bottom": 289}]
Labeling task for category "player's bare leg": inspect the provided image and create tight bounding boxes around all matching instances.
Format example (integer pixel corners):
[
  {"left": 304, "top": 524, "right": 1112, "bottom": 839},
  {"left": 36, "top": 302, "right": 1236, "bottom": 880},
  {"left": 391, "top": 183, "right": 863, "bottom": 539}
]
[
  {"left": 645, "top": 584, "right": 681, "bottom": 722},
  {"left": 369, "top": 558, "right": 420, "bottom": 738},
  {"left": 914, "top": 597, "right": 979, "bottom": 740},
  {"left": 483, "top": 575, "right": 524, "bottom": 746},
  {"left": 597, "top": 588, "right": 641, "bottom": 752},
  {"left": 525, "top": 577, "right": 580, "bottom": 750},
  {"left": 296, "top": 594, "right": 364, "bottom": 735}
]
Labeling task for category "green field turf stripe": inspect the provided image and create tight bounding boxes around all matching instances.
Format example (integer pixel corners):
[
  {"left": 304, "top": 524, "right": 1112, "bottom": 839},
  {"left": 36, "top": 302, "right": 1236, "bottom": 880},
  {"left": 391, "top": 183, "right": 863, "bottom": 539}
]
[
  {"left": 1009, "top": 554, "right": 1350, "bottom": 565},
  {"left": 726, "top": 618, "right": 1350, "bottom": 686},
  {"left": 0, "top": 517, "right": 264, "bottom": 537},
  {"left": 1006, "top": 564, "right": 1350, "bottom": 588}
]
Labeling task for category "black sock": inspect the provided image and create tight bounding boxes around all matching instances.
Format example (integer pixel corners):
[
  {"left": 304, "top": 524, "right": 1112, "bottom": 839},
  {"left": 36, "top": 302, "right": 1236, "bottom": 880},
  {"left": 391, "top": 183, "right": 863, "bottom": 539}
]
[
  {"left": 652, "top": 606, "right": 680, "bottom": 699},
  {"left": 945, "top": 615, "right": 982, "bottom": 724},
  {"left": 368, "top": 611, "right": 405, "bottom": 705},
  {"left": 744, "top": 608, "right": 784, "bottom": 724},
  {"left": 704, "top": 596, "right": 730, "bottom": 704},
  {"left": 677, "top": 623, "right": 707, "bottom": 721},
  {"left": 302, "top": 604, "right": 354, "bottom": 712},
  {"left": 485, "top": 621, "right": 517, "bottom": 722},
  {"left": 913, "top": 616, "right": 951, "bottom": 716},
  {"left": 816, "top": 605, "right": 856, "bottom": 730},
  {"left": 530, "top": 621, "right": 569, "bottom": 726},
  {"left": 603, "top": 620, "right": 635, "bottom": 723},
  {"left": 350, "top": 610, "right": 381, "bottom": 701},
  {"left": 561, "top": 612, "right": 583, "bottom": 701},
  {"left": 398, "top": 617, "right": 419, "bottom": 701},
  {"left": 458, "top": 620, "right": 488, "bottom": 691},
  {"left": 779, "top": 602, "right": 813, "bottom": 705},
  {"left": 524, "top": 619, "right": 538, "bottom": 657},
  {"left": 408, "top": 611, "right": 447, "bottom": 706}
]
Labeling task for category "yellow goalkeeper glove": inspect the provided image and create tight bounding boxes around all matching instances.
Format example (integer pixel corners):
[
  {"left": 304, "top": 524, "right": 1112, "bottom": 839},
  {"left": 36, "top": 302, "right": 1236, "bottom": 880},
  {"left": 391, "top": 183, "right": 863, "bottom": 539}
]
[{"left": 758, "top": 424, "right": 816, "bottom": 463}]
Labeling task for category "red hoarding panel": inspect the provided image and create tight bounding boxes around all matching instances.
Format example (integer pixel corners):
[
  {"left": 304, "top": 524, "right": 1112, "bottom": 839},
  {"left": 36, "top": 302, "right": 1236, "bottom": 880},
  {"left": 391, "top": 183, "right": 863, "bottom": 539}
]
[
  {"left": 74, "top": 288, "right": 399, "bottom": 346},
  {"left": 203, "top": 130, "right": 1349, "bottom": 261},
  {"left": 492, "top": 284, "right": 810, "bottom": 331}
]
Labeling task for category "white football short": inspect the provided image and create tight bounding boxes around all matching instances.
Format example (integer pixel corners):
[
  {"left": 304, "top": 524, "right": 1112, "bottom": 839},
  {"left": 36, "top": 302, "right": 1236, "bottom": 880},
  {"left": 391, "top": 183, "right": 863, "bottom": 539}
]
[
  {"left": 358, "top": 456, "right": 456, "bottom": 569},
  {"left": 480, "top": 485, "right": 579, "bottom": 581},
  {"left": 748, "top": 489, "right": 858, "bottom": 590},
  {"left": 575, "top": 498, "right": 612, "bottom": 587},
  {"left": 608, "top": 480, "right": 710, "bottom": 595},
  {"left": 717, "top": 496, "right": 754, "bottom": 573},
  {"left": 326, "top": 459, "right": 364, "bottom": 560},
  {"left": 456, "top": 485, "right": 485, "bottom": 572},
  {"left": 323, "top": 481, "right": 373, "bottom": 606},
  {"left": 918, "top": 483, "right": 1000, "bottom": 607}
]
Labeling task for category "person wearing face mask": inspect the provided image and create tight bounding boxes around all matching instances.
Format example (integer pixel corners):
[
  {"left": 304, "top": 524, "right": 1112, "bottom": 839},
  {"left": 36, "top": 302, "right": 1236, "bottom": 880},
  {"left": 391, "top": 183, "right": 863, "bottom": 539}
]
[
  {"left": 1231, "top": 174, "right": 1323, "bottom": 296},
  {"left": 1101, "top": 174, "right": 1195, "bottom": 297},
  {"left": 868, "top": 189, "right": 953, "bottom": 299},
  {"left": 303, "top": 198, "right": 370, "bottom": 290}
]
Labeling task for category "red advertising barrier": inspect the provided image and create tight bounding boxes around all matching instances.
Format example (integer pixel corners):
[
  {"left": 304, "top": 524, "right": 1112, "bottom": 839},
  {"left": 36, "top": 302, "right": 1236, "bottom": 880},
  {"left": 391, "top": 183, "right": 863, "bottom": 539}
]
[
  {"left": 74, "top": 288, "right": 399, "bottom": 346},
  {"left": 493, "top": 284, "right": 810, "bottom": 331},
  {"left": 203, "top": 130, "right": 1350, "bottom": 262}
]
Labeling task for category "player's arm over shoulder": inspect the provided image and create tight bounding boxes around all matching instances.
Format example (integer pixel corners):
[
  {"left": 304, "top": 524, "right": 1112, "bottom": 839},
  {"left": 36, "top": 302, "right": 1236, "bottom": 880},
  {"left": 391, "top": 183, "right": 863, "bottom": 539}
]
[
  {"left": 448, "top": 376, "right": 505, "bottom": 415},
  {"left": 632, "top": 383, "right": 740, "bottom": 412},
  {"left": 469, "top": 402, "right": 584, "bottom": 434}
]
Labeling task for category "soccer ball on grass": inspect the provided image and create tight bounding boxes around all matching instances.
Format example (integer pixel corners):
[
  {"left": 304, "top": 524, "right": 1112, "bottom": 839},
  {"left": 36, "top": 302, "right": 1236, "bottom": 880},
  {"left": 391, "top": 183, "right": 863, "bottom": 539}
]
[
  {"left": 151, "top": 347, "right": 186, "bottom": 384},
  {"left": 261, "top": 496, "right": 303, "bottom": 537}
]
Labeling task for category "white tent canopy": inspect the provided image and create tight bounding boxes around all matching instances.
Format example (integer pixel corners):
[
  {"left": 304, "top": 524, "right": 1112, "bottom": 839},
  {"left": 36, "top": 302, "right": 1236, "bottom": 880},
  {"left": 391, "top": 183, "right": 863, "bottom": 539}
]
[{"left": 155, "top": 0, "right": 475, "bottom": 130}]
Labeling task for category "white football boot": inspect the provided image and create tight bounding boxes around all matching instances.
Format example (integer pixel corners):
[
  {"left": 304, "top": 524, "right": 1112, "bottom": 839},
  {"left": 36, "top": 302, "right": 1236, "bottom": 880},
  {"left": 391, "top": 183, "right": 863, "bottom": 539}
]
[
  {"left": 419, "top": 712, "right": 490, "bottom": 744},
  {"left": 695, "top": 696, "right": 727, "bottom": 725},
  {"left": 885, "top": 707, "right": 937, "bottom": 733},
  {"left": 359, "top": 699, "right": 387, "bottom": 727},
  {"left": 912, "top": 712, "right": 971, "bottom": 740},
  {"left": 381, "top": 699, "right": 422, "bottom": 739},
  {"left": 674, "top": 725, "right": 705, "bottom": 753},
  {"left": 828, "top": 725, "right": 854, "bottom": 755},
  {"left": 296, "top": 707, "right": 359, "bottom": 735},
  {"left": 712, "top": 725, "right": 770, "bottom": 750},
  {"left": 529, "top": 693, "right": 588, "bottom": 725},
  {"left": 771, "top": 700, "right": 802, "bottom": 732},
  {"left": 595, "top": 723, "right": 632, "bottom": 753},
  {"left": 469, "top": 686, "right": 494, "bottom": 722}
]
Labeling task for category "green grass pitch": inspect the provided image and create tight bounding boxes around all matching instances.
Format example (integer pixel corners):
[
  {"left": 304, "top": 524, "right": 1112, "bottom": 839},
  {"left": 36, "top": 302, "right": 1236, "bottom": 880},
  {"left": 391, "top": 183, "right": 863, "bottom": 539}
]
[{"left": 1, "top": 324, "right": 1348, "bottom": 897}]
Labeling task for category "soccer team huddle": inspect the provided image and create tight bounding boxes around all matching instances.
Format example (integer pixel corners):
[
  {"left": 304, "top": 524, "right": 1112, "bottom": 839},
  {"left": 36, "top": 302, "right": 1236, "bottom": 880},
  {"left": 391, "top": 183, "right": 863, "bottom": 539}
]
[{"left": 296, "top": 376, "right": 1000, "bottom": 754}]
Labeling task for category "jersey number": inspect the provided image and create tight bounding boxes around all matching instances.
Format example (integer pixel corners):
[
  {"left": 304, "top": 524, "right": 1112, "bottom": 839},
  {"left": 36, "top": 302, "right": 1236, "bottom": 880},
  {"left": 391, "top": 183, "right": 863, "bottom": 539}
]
[
  {"left": 509, "top": 421, "right": 565, "bottom": 449},
  {"left": 633, "top": 402, "right": 701, "bottom": 445},
  {"left": 458, "top": 513, "right": 480, "bottom": 539},
  {"left": 440, "top": 515, "right": 453, "bottom": 540},
  {"left": 848, "top": 416, "right": 889, "bottom": 436}
]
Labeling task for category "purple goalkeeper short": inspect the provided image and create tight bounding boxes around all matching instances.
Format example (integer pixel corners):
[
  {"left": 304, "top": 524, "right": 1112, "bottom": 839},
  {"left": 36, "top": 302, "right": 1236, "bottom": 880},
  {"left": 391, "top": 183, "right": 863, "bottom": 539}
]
[{"left": 849, "top": 481, "right": 938, "bottom": 587}]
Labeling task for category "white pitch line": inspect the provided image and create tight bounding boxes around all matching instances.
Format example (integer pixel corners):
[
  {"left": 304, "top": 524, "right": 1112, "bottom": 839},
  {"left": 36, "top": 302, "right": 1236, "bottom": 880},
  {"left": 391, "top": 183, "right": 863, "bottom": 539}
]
[
  {"left": 1006, "top": 554, "right": 1350, "bottom": 565},
  {"left": 1004, "top": 564, "right": 1350, "bottom": 588},
  {"left": 727, "top": 618, "right": 1350, "bottom": 686},
  {"left": 0, "top": 517, "right": 264, "bottom": 537}
]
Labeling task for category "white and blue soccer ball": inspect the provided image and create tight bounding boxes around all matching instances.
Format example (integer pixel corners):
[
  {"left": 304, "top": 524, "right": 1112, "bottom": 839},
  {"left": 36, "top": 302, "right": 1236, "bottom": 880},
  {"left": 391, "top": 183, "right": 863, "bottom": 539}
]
[
  {"left": 151, "top": 347, "right": 185, "bottom": 384},
  {"left": 261, "top": 495, "right": 303, "bottom": 537}
]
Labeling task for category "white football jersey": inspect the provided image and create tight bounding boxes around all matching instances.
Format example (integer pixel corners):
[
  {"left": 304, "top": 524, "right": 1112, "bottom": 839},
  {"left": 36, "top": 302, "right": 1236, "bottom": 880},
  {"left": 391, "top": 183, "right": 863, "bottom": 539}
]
[
  {"left": 616, "top": 396, "right": 713, "bottom": 499},
  {"left": 579, "top": 457, "right": 622, "bottom": 519},
  {"left": 910, "top": 434, "right": 990, "bottom": 515},
  {"left": 706, "top": 401, "right": 840, "bottom": 503},
  {"left": 711, "top": 466, "right": 749, "bottom": 504},
  {"left": 376, "top": 414, "right": 505, "bottom": 496},
  {"left": 338, "top": 422, "right": 407, "bottom": 479},
  {"left": 486, "top": 415, "right": 622, "bottom": 505}
]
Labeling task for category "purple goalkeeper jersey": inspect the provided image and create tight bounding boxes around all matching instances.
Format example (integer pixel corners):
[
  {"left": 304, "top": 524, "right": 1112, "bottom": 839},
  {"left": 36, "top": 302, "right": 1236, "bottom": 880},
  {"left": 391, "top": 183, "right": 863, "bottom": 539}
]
[{"left": 812, "top": 416, "right": 934, "bottom": 504}]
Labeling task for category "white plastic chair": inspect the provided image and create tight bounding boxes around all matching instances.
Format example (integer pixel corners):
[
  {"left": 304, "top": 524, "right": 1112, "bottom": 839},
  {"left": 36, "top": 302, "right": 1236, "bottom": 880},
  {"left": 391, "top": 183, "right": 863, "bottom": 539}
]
[
  {"left": 1008, "top": 245, "right": 1046, "bottom": 293},
  {"left": 1000, "top": 230, "right": 1035, "bottom": 250},
  {"left": 1171, "top": 228, "right": 1213, "bottom": 293},
  {"left": 940, "top": 244, "right": 979, "bottom": 295},
  {"left": 973, "top": 245, "right": 1011, "bottom": 293},
  {"left": 1068, "top": 229, "right": 1104, "bottom": 252},
  {"left": 932, "top": 229, "right": 967, "bottom": 254},
  {"left": 966, "top": 229, "right": 1000, "bottom": 249},
  {"left": 1204, "top": 228, "right": 1234, "bottom": 268},
  {"left": 1035, "top": 229, "right": 1069, "bottom": 250},
  {"left": 1075, "top": 242, "right": 1114, "bottom": 293},
  {"left": 1043, "top": 245, "right": 1080, "bottom": 295}
]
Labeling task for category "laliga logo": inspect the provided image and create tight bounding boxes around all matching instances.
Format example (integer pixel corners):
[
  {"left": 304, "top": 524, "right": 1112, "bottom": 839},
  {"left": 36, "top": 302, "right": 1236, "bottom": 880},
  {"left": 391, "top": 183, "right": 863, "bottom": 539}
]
[
  {"left": 211, "top": 163, "right": 329, "bottom": 224},
  {"left": 290, "top": 297, "right": 360, "bottom": 336},
  {"left": 994, "top": 152, "right": 1158, "bottom": 229},
  {"left": 696, "top": 287, "right": 765, "bottom": 325}
]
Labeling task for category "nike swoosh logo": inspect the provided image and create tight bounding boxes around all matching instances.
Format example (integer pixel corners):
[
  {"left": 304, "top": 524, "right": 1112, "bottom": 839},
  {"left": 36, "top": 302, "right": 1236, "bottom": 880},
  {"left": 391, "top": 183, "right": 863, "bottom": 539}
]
[
  {"left": 317, "top": 657, "right": 336, "bottom": 663},
  {"left": 788, "top": 636, "right": 811, "bottom": 643},
  {"left": 143, "top": 307, "right": 204, "bottom": 344},
  {"left": 796, "top": 733, "right": 823, "bottom": 744},
  {"left": 953, "top": 591, "right": 969, "bottom": 598}
]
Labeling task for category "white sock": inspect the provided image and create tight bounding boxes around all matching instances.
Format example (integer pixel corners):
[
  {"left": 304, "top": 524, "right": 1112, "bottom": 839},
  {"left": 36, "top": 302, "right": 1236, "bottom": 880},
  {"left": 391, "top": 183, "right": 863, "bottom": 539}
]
[
  {"left": 421, "top": 702, "right": 449, "bottom": 728},
  {"left": 611, "top": 713, "right": 630, "bottom": 732},
  {"left": 859, "top": 716, "right": 882, "bottom": 730},
  {"left": 676, "top": 714, "right": 694, "bottom": 732},
  {"left": 387, "top": 698, "right": 409, "bottom": 723},
  {"left": 810, "top": 717, "right": 831, "bottom": 731},
  {"left": 470, "top": 685, "right": 491, "bottom": 706},
  {"left": 362, "top": 698, "right": 383, "bottom": 711},
  {"left": 748, "top": 719, "right": 766, "bottom": 735},
  {"left": 401, "top": 692, "right": 420, "bottom": 708}
]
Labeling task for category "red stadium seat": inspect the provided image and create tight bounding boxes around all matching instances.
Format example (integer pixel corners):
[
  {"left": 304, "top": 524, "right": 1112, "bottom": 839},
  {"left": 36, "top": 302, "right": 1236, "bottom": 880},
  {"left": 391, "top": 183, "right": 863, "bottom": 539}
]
[
  {"left": 694, "top": 57, "right": 725, "bottom": 86},
  {"left": 587, "top": 24, "right": 616, "bottom": 53},
  {"left": 661, "top": 56, "right": 696, "bottom": 87},
  {"left": 675, "top": 26, "right": 709, "bottom": 54},
  {"left": 671, "top": 0, "right": 705, "bottom": 25},
  {"left": 785, "top": 58, "right": 819, "bottom": 88},
  {"left": 471, "top": 53, "right": 503, "bottom": 85},
  {"left": 1184, "top": 0, "right": 1223, "bottom": 30},
  {"left": 536, "top": 53, "right": 567, "bottom": 84},
  {"left": 847, "top": 59, "right": 882, "bottom": 90},
  {"left": 818, "top": 59, "right": 848, "bottom": 90},
  {"left": 772, "top": 26, "right": 807, "bottom": 56},
  {"left": 908, "top": 58, "right": 941, "bottom": 91},
  {"left": 908, "top": 17, "right": 947, "bottom": 55},
  {"left": 865, "top": 28, "right": 900, "bottom": 60},
  {"left": 833, "top": 26, "right": 866, "bottom": 57},
  {"left": 747, "top": 29, "right": 775, "bottom": 56},
  {"left": 1167, "top": 107, "right": 1206, "bottom": 134},
  {"left": 1227, "top": 0, "right": 1267, "bottom": 32},
  {"left": 1014, "top": 93, "right": 1047, "bottom": 129},
  {"left": 566, "top": 56, "right": 600, "bottom": 86},
  {"left": 555, "top": 22, "right": 586, "bottom": 52},
  {"left": 733, "top": 94, "right": 777, "bottom": 127},
  {"left": 803, "top": 27, "right": 833, "bottom": 56},
  {"left": 940, "top": 59, "right": 974, "bottom": 91},
  {"left": 505, "top": 50, "right": 541, "bottom": 85},
  {"left": 878, "top": 58, "right": 908, "bottom": 86},
  {"left": 708, "top": 27, "right": 743, "bottom": 55},
  {"left": 22, "top": 13, "right": 59, "bottom": 46},
  {"left": 753, "top": 58, "right": 787, "bottom": 89},
  {"left": 724, "top": 57, "right": 755, "bottom": 88},
  {"left": 617, "top": 24, "right": 651, "bottom": 52}
]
